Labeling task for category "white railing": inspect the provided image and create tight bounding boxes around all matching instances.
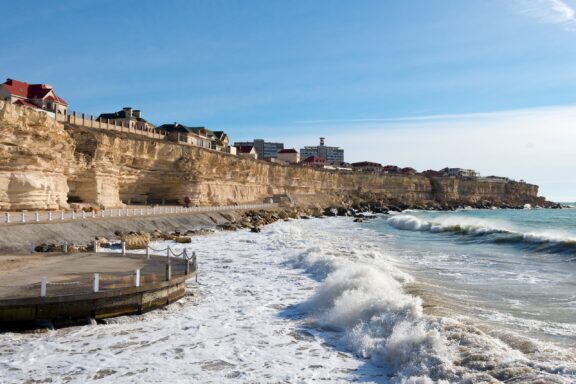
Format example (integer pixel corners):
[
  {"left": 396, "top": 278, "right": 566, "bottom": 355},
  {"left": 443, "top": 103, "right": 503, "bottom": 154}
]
[{"left": 0, "top": 203, "right": 277, "bottom": 226}]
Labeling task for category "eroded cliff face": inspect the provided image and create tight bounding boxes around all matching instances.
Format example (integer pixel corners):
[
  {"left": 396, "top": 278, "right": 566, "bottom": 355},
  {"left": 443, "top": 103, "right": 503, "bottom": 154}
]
[
  {"left": 0, "top": 101, "right": 75, "bottom": 210},
  {"left": 0, "top": 101, "right": 547, "bottom": 210}
]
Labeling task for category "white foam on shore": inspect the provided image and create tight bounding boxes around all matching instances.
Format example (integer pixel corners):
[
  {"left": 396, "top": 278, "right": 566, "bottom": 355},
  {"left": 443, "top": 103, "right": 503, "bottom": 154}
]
[{"left": 0, "top": 218, "right": 574, "bottom": 383}]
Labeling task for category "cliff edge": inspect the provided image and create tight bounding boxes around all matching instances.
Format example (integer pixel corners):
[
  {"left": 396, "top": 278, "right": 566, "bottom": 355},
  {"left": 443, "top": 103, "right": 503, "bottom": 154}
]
[{"left": 0, "top": 100, "right": 552, "bottom": 211}]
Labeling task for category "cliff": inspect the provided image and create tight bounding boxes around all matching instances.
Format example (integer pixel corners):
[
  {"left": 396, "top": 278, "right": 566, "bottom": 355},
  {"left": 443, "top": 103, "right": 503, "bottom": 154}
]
[{"left": 0, "top": 100, "right": 550, "bottom": 211}]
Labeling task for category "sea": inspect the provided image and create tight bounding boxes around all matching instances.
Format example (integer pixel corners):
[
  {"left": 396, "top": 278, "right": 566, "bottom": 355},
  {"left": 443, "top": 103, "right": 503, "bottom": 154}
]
[{"left": 1, "top": 206, "right": 575, "bottom": 383}]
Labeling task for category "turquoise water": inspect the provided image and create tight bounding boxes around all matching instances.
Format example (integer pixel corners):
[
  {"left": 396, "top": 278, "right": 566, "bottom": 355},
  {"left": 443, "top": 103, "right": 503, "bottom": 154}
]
[{"left": 363, "top": 207, "right": 576, "bottom": 350}]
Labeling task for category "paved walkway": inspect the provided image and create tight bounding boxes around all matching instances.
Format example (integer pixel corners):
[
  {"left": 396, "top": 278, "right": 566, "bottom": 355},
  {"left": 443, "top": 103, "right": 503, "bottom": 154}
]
[{"left": 0, "top": 203, "right": 275, "bottom": 226}]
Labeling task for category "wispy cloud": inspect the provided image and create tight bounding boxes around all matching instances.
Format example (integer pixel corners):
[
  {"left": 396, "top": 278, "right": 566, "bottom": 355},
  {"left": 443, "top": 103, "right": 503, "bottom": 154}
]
[
  {"left": 293, "top": 104, "right": 576, "bottom": 125},
  {"left": 517, "top": 0, "right": 576, "bottom": 31}
]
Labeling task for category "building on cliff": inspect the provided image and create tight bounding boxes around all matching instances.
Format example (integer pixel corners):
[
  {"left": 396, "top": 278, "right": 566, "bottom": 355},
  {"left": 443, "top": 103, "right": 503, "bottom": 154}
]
[
  {"left": 277, "top": 149, "right": 300, "bottom": 164},
  {"left": 233, "top": 139, "right": 284, "bottom": 160},
  {"left": 96, "top": 107, "right": 155, "bottom": 130},
  {"left": 352, "top": 161, "right": 382, "bottom": 172},
  {"left": 156, "top": 123, "right": 230, "bottom": 151},
  {"left": 300, "top": 137, "right": 344, "bottom": 165},
  {"left": 0, "top": 78, "right": 68, "bottom": 115},
  {"left": 301, "top": 155, "right": 326, "bottom": 167},
  {"left": 441, "top": 167, "right": 479, "bottom": 178},
  {"left": 236, "top": 145, "right": 258, "bottom": 159}
]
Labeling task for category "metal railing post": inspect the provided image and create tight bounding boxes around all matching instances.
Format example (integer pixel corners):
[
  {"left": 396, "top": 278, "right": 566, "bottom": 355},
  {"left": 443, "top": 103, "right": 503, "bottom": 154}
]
[
  {"left": 35, "top": 212, "right": 39, "bottom": 222},
  {"left": 93, "top": 273, "right": 99, "bottom": 292},
  {"left": 121, "top": 240, "right": 126, "bottom": 256},
  {"left": 134, "top": 269, "right": 140, "bottom": 287},
  {"left": 40, "top": 277, "right": 47, "bottom": 297},
  {"left": 165, "top": 263, "right": 172, "bottom": 281},
  {"left": 48, "top": 212, "right": 52, "bottom": 221},
  {"left": 21, "top": 212, "right": 25, "bottom": 223}
]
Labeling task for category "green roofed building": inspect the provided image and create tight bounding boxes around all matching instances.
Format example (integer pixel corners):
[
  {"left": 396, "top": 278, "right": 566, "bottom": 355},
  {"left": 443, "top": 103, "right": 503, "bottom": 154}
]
[{"left": 156, "top": 123, "right": 230, "bottom": 152}]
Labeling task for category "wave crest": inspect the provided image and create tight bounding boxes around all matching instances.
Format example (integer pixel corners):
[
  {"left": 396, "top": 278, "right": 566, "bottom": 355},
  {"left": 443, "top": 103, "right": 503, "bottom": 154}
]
[{"left": 387, "top": 215, "right": 576, "bottom": 254}]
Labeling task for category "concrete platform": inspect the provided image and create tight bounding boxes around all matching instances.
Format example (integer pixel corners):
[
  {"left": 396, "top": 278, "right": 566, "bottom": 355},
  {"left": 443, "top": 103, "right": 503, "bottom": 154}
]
[{"left": 0, "top": 252, "right": 196, "bottom": 325}]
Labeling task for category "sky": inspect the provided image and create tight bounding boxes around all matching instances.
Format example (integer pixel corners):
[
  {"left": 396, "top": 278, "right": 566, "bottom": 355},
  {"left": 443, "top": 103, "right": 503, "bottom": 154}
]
[{"left": 1, "top": 0, "right": 575, "bottom": 201}]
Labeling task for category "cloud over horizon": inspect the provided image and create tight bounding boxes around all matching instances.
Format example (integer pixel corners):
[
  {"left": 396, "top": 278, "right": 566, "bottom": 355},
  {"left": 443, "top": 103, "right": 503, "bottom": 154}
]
[{"left": 274, "top": 105, "right": 576, "bottom": 202}]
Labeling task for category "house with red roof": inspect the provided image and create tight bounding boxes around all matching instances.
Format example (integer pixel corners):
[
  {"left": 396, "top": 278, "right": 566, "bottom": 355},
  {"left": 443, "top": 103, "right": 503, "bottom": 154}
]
[
  {"left": 0, "top": 78, "right": 68, "bottom": 114},
  {"left": 301, "top": 155, "right": 326, "bottom": 167}
]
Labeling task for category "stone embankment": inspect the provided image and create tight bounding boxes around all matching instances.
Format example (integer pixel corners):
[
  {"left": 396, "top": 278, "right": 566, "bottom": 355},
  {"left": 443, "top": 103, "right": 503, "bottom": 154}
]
[{"left": 0, "top": 100, "right": 554, "bottom": 212}]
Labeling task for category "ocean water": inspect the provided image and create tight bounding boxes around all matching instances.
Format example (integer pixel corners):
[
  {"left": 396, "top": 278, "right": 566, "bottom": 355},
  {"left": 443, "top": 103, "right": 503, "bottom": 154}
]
[{"left": 0, "top": 209, "right": 575, "bottom": 383}]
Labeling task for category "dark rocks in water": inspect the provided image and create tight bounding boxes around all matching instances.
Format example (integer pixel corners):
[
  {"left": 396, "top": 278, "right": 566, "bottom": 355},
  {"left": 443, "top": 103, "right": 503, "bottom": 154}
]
[
  {"left": 324, "top": 207, "right": 338, "bottom": 216},
  {"left": 217, "top": 223, "right": 239, "bottom": 231},
  {"left": 250, "top": 226, "right": 261, "bottom": 233},
  {"left": 353, "top": 218, "right": 364, "bottom": 223},
  {"left": 34, "top": 243, "right": 63, "bottom": 252}
]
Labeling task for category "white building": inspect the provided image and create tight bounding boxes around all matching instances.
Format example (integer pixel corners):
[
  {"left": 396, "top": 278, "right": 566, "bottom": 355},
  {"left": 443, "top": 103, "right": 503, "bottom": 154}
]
[
  {"left": 277, "top": 149, "right": 300, "bottom": 164},
  {"left": 233, "top": 139, "right": 284, "bottom": 160}
]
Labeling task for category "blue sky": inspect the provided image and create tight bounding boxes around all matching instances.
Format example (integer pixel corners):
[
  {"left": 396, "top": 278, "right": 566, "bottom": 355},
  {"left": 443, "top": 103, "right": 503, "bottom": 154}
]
[{"left": 1, "top": 0, "right": 576, "bottom": 200}]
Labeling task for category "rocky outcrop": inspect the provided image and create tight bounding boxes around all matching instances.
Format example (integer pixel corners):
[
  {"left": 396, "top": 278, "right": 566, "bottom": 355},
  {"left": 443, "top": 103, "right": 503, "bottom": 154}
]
[
  {"left": 0, "top": 101, "right": 76, "bottom": 210},
  {"left": 0, "top": 101, "right": 551, "bottom": 211}
]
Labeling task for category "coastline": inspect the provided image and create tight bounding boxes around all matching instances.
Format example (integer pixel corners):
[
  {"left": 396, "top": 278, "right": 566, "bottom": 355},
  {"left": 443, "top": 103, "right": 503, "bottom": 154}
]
[
  {"left": 2, "top": 213, "right": 573, "bottom": 383},
  {"left": 0, "top": 199, "right": 563, "bottom": 254}
]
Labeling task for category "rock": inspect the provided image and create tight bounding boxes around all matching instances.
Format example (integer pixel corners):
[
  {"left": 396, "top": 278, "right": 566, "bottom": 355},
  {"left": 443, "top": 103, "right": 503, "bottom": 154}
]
[
  {"left": 250, "top": 226, "right": 261, "bottom": 233},
  {"left": 324, "top": 207, "right": 338, "bottom": 216},
  {"left": 121, "top": 233, "right": 150, "bottom": 249},
  {"left": 217, "top": 223, "right": 239, "bottom": 231},
  {"left": 174, "top": 236, "right": 192, "bottom": 244}
]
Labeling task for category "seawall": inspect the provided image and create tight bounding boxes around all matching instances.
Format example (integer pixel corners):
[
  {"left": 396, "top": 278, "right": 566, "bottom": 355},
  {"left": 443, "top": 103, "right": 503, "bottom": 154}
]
[
  {"left": 0, "top": 100, "right": 549, "bottom": 211},
  {"left": 0, "top": 211, "right": 239, "bottom": 253}
]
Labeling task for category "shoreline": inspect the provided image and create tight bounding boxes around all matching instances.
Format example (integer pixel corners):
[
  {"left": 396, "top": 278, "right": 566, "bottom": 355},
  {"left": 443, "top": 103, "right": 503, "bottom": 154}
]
[{"left": 0, "top": 199, "right": 565, "bottom": 254}]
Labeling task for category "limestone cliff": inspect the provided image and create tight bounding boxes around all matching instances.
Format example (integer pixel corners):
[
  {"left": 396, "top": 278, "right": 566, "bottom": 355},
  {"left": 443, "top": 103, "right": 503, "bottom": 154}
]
[{"left": 0, "top": 100, "right": 549, "bottom": 210}]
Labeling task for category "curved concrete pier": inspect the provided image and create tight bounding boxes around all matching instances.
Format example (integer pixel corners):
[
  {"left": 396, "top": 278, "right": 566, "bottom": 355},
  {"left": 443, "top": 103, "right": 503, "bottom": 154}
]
[{"left": 0, "top": 252, "right": 196, "bottom": 326}]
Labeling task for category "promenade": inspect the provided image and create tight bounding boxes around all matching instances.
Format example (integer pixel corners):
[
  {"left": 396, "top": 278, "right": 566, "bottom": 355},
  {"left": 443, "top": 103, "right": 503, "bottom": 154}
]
[{"left": 0, "top": 203, "right": 276, "bottom": 226}]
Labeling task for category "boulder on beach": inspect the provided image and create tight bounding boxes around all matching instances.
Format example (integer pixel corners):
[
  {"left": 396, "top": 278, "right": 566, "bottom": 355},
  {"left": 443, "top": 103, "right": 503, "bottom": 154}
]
[{"left": 122, "top": 233, "right": 151, "bottom": 249}]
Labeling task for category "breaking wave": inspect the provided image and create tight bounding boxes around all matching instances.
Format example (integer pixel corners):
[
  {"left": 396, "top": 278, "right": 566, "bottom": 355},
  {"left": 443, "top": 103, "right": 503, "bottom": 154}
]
[
  {"left": 387, "top": 215, "right": 576, "bottom": 255},
  {"left": 289, "top": 245, "right": 575, "bottom": 383}
]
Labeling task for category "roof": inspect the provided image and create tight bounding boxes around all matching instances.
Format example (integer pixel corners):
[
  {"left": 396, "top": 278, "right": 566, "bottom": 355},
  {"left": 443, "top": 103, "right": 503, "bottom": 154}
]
[
  {"left": 212, "top": 131, "right": 228, "bottom": 141},
  {"left": 352, "top": 161, "right": 381, "bottom": 167},
  {"left": 97, "top": 109, "right": 151, "bottom": 124},
  {"left": 236, "top": 145, "right": 255, "bottom": 154},
  {"left": 278, "top": 149, "right": 297, "bottom": 154},
  {"left": 303, "top": 155, "right": 324, "bottom": 163},
  {"left": 1, "top": 78, "right": 68, "bottom": 106},
  {"left": 14, "top": 99, "right": 41, "bottom": 109}
]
